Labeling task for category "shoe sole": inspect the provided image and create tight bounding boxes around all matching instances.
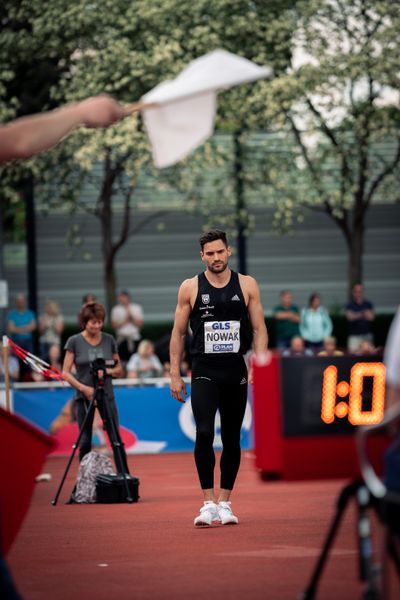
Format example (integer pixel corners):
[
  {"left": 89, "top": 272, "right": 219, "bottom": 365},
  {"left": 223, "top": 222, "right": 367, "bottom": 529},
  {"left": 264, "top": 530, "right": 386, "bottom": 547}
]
[
  {"left": 194, "top": 520, "right": 212, "bottom": 527},
  {"left": 194, "top": 516, "right": 221, "bottom": 527},
  {"left": 220, "top": 517, "right": 239, "bottom": 525}
]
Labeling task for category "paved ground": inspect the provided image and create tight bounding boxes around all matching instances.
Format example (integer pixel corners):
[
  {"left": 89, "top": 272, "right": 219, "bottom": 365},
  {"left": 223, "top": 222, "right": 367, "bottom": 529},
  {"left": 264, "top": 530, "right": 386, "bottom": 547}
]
[{"left": 7, "top": 452, "right": 395, "bottom": 600}]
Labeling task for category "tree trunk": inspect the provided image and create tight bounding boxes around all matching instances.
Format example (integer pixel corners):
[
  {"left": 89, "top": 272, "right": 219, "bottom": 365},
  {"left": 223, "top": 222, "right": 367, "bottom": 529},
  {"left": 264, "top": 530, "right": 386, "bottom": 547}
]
[
  {"left": 104, "top": 256, "right": 117, "bottom": 317},
  {"left": 234, "top": 129, "right": 247, "bottom": 275},
  {"left": 24, "top": 176, "right": 39, "bottom": 355},
  {"left": 345, "top": 223, "right": 364, "bottom": 299},
  {"left": 100, "top": 203, "right": 118, "bottom": 316},
  {"left": 99, "top": 170, "right": 116, "bottom": 316}
]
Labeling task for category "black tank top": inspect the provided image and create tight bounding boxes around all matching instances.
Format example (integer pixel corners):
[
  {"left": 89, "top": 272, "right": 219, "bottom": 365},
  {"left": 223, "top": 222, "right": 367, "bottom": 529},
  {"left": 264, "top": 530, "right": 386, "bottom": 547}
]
[{"left": 190, "top": 270, "right": 252, "bottom": 356}]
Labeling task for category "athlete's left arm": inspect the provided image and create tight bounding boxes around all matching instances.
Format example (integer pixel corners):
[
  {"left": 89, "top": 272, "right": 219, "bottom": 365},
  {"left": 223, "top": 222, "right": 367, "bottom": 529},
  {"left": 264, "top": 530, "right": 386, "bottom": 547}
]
[
  {"left": 242, "top": 277, "right": 268, "bottom": 385},
  {"left": 243, "top": 275, "right": 268, "bottom": 354}
]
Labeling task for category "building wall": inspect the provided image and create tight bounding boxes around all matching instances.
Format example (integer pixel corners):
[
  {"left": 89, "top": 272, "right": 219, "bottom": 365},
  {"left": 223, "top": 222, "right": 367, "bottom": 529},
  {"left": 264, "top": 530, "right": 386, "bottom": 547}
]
[{"left": 4, "top": 203, "right": 400, "bottom": 322}]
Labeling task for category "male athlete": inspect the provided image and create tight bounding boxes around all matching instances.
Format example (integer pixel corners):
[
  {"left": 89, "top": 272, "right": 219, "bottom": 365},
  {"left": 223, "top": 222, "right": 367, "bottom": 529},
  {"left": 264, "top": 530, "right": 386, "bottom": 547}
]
[{"left": 170, "top": 229, "right": 268, "bottom": 526}]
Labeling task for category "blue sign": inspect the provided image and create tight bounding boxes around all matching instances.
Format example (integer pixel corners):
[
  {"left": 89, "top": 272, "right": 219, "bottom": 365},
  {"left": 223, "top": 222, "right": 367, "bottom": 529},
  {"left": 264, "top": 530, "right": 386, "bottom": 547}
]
[{"left": 13, "top": 384, "right": 253, "bottom": 454}]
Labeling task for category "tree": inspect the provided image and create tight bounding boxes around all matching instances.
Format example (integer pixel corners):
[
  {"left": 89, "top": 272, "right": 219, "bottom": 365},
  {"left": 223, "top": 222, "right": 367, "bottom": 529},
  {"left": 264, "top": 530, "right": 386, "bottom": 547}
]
[
  {"left": 1, "top": 0, "right": 298, "bottom": 311},
  {"left": 256, "top": 0, "right": 400, "bottom": 293},
  {"left": 0, "top": 0, "right": 208, "bottom": 311},
  {"left": 153, "top": 0, "right": 297, "bottom": 272}
]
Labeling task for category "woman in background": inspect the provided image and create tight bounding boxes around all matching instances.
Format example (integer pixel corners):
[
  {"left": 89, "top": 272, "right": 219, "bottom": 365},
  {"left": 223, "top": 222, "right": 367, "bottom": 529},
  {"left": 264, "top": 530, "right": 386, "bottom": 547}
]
[
  {"left": 39, "top": 300, "right": 64, "bottom": 362},
  {"left": 126, "top": 339, "right": 163, "bottom": 379},
  {"left": 300, "top": 293, "right": 333, "bottom": 352},
  {"left": 62, "top": 302, "right": 127, "bottom": 473}
]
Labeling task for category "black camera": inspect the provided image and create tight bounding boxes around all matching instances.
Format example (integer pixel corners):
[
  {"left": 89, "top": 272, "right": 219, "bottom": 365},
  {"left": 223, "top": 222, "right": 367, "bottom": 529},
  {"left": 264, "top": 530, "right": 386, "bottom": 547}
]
[
  {"left": 90, "top": 358, "right": 117, "bottom": 386},
  {"left": 90, "top": 357, "right": 116, "bottom": 372}
]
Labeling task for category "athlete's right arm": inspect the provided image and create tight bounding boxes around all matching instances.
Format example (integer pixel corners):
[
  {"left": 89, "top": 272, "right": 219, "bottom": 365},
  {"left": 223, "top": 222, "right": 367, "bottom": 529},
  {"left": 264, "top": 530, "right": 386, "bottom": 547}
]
[{"left": 169, "top": 279, "right": 193, "bottom": 403}]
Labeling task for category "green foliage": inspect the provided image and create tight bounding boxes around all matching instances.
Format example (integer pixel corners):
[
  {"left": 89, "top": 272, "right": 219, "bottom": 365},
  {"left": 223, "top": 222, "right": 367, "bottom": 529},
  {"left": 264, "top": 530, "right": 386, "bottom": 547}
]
[
  {"left": 261, "top": 1, "right": 400, "bottom": 291},
  {"left": 0, "top": 0, "right": 296, "bottom": 259},
  {"left": 3, "top": 0, "right": 397, "bottom": 295},
  {"left": 259, "top": 0, "right": 400, "bottom": 218},
  {"left": 0, "top": 0, "right": 297, "bottom": 190}
]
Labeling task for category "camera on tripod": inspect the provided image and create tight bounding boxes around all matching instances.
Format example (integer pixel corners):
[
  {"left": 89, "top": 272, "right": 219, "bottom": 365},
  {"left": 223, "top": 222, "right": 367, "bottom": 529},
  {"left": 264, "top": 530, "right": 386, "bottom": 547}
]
[
  {"left": 52, "top": 356, "right": 139, "bottom": 505},
  {"left": 90, "top": 358, "right": 116, "bottom": 386}
]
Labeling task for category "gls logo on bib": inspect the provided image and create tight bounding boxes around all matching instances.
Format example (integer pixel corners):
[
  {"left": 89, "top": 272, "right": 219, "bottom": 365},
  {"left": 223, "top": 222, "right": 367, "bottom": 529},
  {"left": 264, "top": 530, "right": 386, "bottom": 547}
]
[{"left": 204, "top": 320, "right": 240, "bottom": 353}]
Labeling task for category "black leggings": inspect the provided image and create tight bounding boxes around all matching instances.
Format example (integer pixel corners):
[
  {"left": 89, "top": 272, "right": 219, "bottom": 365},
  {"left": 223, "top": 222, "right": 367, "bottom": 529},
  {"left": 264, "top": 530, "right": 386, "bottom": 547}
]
[{"left": 190, "top": 355, "right": 248, "bottom": 490}]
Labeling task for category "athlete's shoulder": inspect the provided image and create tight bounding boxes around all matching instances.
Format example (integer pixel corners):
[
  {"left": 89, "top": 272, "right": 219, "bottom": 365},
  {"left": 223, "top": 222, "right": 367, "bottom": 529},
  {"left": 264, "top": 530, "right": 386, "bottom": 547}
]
[
  {"left": 178, "top": 275, "right": 198, "bottom": 299},
  {"left": 238, "top": 273, "right": 259, "bottom": 290},
  {"left": 179, "top": 275, "right": 198, "bottom": 290}
]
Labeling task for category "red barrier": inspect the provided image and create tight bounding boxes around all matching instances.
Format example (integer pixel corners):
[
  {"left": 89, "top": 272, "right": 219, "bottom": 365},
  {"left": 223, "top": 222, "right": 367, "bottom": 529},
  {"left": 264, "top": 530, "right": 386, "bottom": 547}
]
[
  {"left": 253, "top": 354, "right": 389, "bottom": 481},
  {"left": 0, "top": 407, "right": 54, "bottom": 554},
  {"left": 253, "top": 352, "right": 283, "bottom": 474}
]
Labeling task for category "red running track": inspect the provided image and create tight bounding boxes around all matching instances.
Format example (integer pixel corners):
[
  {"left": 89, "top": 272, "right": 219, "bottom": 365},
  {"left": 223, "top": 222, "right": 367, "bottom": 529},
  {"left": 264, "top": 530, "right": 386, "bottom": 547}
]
[{"left": 7, "top": 452, "right": 394, "bottom": 600}]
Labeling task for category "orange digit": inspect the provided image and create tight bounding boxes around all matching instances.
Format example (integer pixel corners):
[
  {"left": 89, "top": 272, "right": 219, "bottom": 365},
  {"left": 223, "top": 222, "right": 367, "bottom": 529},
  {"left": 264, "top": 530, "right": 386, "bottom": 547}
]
[
  {"left": 321, "top": 365, "right": 338, "bottom": 424},
  {"left": 348, "top": 362, "right": 385, "bottom": 425}
]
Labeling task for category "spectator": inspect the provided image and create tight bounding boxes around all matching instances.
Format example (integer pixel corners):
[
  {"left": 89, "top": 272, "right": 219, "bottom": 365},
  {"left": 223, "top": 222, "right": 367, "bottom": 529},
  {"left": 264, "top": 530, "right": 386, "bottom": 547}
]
[
  {"left": 48, "top": 343, "right": 63, "bottom": 370},
  {"left": 162, "top": 358, "right": 190, "bottom": 378},
  {"left": 31, "top": 343, "right": 64, "bottom": 383},
  {"left": 0, "top": 353, "right": 20, "bottom": 383},
  {"left": 300, "top": 293, "right": 333, "bottom": 352},
  {"left": 77, "top": 294, "right": 97, "bottom": 326},
  {"left": 162, "top": 360, "right": 171, "bottom": 377},
  {"left": 6, "top": 293, "right": 36, "bottom": 354},
  {"left": 39, "top": 300, "right": 64, "bottom": 362},
  {"left": 126, "top": 339, "right": 163, "bottom": 379},
  {"left": 318, "top": 336, "right": 344, "bottom": 357},
  {"left": 355, "top": 340, "right": 381, "bottom": 356},
  {"left": 273, "top": 290, "right": 301, "bottom": 350},
  {"left": 282, "top": 336, "right": 314, "bottom": 357},
  {"left": 111, "top": 290, "right": 144, "bottom": 363},
  {"left": 7, "top": 294, "right": 36, "bottom": 380},
  {"left": 82, "top": 293, "right": 97, "bottom": 305},
  {"left": 345, "top": 283, "right": 375, "bottom": 353}
]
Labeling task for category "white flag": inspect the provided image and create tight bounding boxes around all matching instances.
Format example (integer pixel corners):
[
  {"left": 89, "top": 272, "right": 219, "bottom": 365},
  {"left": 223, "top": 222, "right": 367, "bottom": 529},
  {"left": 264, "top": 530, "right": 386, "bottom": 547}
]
[{"left": 141, "top": 50, "right": 272, "bottom": 168}]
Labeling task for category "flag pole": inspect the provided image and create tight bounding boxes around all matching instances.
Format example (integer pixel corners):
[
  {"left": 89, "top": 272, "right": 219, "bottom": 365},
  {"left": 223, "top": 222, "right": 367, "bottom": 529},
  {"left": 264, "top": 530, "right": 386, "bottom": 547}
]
[
  {"left": 125, "top": 101, "right": 158, "bottom": 115},
  {"left": 2, "top": 336, "right": 11, "bottom": 412}
]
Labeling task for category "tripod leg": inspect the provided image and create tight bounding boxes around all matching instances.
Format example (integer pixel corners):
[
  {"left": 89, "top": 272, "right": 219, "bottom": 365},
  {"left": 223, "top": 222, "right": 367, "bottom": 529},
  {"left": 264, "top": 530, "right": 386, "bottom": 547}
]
[
  {"left": 96, "top": 391, "right": 134, "bottom": 503},
  {"left": 356, "top": 486, "right": 380, "bottom": 599},
  {"left": 51, "top": 400, "right": 95, "bottom": 506},
  {"left": 300, "top": 481, "right": 362, "bottom": 600},
  {"left": 388, "top": 531, "right": 400, "bottom": 573}
]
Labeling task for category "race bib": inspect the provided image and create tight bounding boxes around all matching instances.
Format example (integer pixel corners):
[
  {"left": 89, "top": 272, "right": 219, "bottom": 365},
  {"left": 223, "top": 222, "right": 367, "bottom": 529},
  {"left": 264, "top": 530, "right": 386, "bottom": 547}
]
[{"left": 204, "top": 320, "right": 240, "bottom": 354}]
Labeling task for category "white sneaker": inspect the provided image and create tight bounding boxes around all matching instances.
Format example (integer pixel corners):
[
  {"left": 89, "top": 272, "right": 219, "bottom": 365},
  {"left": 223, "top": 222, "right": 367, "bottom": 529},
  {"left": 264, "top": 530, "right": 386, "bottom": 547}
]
[
  {"left": 194, "top": 501, "right": 219, "bottom": 527},
  {"left": 217, "top": 501, "right": 239, "bottom": 525}
]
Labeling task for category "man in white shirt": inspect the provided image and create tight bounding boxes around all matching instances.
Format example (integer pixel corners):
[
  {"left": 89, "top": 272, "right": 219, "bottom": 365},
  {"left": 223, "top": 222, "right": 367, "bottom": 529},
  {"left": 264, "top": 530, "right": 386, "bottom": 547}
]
[{"left": 111, "top": 290, "right": 144, "bottom": 363}]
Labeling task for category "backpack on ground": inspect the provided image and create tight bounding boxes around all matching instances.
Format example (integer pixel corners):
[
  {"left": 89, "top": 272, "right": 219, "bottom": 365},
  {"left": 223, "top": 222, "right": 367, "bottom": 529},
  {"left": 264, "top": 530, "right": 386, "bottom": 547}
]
[{"left": 72, "top": 451, "right": 115, "bottom": 503}]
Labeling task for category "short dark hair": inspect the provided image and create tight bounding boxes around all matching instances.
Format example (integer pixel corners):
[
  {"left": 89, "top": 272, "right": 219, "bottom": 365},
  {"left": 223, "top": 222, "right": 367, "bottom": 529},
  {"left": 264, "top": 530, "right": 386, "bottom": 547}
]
[
  {"left": 79, "top": 302, "right": 106, "bottom": 329},
  {"left": 82, "top": 293, "right": 97, "bottom": 304},
  {"left": 199, "top": 229, "right": 228, "bottom": 251},
  {"left": 309, "top": 292, "right": 320, "bottom": 306}
]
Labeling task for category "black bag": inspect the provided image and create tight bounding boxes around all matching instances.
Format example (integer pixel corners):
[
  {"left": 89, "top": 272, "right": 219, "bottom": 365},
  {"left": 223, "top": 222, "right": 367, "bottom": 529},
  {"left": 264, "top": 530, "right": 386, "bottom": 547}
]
[{"left": 95, "top": 473, "right": 140, "bottom": 503}]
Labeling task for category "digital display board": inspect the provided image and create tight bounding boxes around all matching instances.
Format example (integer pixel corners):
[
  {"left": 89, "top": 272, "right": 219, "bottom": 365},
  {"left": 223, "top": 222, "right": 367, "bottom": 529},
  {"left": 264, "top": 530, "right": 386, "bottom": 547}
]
[
  {"left": 280, "top": 356, "right": 385, "bottom": 437},
  {"left": 253, "top": 354, "right": 387, "bottom": 480}
]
